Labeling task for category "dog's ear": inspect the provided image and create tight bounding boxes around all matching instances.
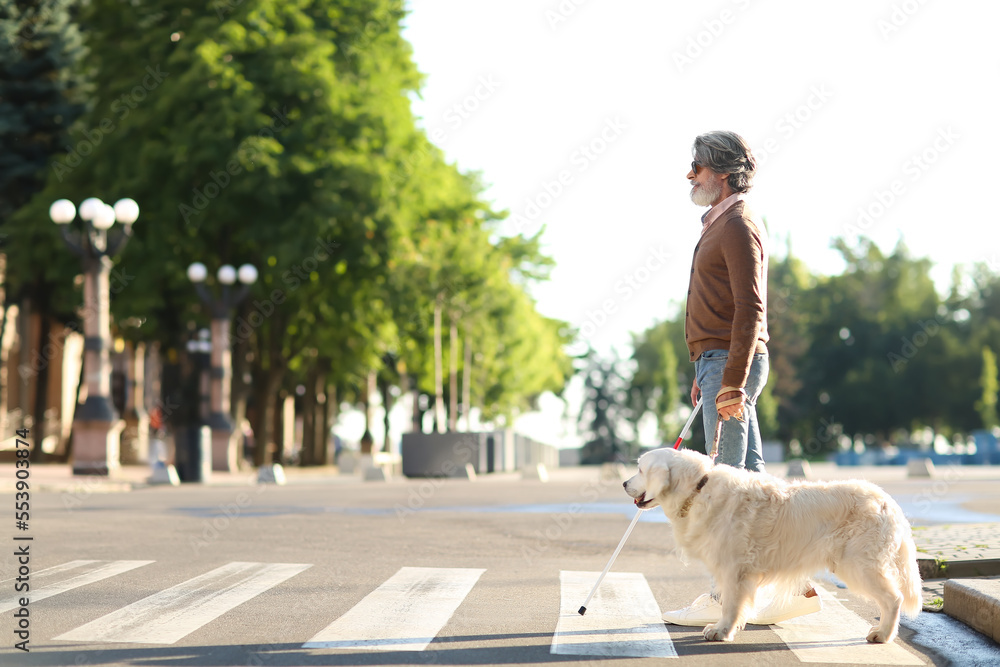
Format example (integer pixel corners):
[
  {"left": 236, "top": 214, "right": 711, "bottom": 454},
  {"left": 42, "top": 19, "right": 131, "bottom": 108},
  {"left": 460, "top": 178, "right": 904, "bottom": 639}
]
[{"left": 644, "top": 458, "right": 670, "bottom": 499}]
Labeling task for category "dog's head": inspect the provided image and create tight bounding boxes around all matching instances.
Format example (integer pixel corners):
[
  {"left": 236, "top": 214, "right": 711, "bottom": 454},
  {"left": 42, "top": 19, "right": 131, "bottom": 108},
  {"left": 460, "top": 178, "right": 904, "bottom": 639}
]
[{"left": 623, "top": 448, "right": 713, "bottom": 511}]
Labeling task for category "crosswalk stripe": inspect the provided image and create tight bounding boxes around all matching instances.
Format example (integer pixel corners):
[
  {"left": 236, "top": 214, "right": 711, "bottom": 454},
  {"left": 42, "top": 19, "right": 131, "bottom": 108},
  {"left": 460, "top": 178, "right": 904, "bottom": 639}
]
[
  {"left": 770, "top": 585, "right": 924, "bottom": 664},
  {"left": 303, "top": 566, "right": 485, "bottom": 651},
  {"left": 0, "top": 560, "right": 154, "bottom": 613},
  {"left": 53, "top": 561, "right": 310, "bottom": 645},
  {"left": 551, "top": 570, "right": 677, "bottom": 658}
]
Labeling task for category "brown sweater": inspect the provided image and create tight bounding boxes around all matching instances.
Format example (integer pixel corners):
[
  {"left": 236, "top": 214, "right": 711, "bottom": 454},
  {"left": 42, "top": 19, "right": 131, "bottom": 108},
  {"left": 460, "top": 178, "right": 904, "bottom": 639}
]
[{"left": 684, "top": 200, "right": 769, "bottom": 389}]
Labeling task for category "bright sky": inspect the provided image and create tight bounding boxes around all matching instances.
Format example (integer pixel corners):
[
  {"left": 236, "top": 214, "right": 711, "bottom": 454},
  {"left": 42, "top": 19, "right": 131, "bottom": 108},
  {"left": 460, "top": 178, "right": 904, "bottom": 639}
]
[{"left": 343, "top": 0, "right": 999, "bottom": 450}]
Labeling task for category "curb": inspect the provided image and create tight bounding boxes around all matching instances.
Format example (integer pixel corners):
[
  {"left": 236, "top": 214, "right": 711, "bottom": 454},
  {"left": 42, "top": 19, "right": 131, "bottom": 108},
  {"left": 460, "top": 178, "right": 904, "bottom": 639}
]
[
  {"left": 918, "top": 558, "right": 1000, "bottom": 580},
  {"left": 912, "top": 523, "right": 1000, "bottom": 580},
  {"left": 943, "top": 579, "right": 1000, "bottom": 642}
]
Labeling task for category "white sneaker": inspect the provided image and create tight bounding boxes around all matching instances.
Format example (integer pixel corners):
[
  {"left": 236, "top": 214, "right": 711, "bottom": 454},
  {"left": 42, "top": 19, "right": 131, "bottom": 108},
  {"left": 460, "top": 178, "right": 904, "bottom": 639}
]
[
  {"left": 662, "top": 592, "right": 822, "bottom": 626},
  {"left": 661, "top": 593, "right": 722, "bottom": 626},
  {"left": 748, "top": 593, "right": 822, "bottom": 625}
]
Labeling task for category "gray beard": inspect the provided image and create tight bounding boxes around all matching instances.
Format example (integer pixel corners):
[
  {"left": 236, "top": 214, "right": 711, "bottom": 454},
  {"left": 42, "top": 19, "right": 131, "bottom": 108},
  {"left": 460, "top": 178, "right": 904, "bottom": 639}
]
[{"left": 691, "top": 179, "right": 722, "bottom": 207}]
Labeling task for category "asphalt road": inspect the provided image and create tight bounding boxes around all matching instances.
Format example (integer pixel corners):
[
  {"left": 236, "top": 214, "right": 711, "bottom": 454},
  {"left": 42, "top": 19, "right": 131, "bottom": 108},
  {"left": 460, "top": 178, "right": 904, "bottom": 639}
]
[{"left": 1, "top": 468, "right": 999, "bottom": 666}]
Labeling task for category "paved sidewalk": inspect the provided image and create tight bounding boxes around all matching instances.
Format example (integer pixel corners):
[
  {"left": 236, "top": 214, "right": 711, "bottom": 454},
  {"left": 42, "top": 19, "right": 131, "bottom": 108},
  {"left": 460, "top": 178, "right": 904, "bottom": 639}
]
[
  {"left": 0, "top": 462, "right": 345, "bottom": 492},
  {"left": 913, "top": 523, "right": 1000, "bottom": 579}
]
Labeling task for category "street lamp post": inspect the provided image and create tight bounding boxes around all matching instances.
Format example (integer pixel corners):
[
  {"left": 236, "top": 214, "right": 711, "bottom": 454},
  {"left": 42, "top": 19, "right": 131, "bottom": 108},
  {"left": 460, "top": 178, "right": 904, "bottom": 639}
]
[
  {"left": 175, "top": 329, "right": 213, "bottom": 483},
  {"left": 186, "top": 329, "right": 212, "bottom": 425},
  {"left": 50, "top": 197, "right": 139, "bottom": 476},
  {"left": 187, "top": 262, "right": 257, "bottom": 471}
]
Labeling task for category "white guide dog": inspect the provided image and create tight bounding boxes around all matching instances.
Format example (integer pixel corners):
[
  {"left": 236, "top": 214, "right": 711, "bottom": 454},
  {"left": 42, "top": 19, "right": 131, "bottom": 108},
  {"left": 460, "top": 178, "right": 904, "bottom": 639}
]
[{"left": 623, "top": 447, "right": 922, "bottom": 643}]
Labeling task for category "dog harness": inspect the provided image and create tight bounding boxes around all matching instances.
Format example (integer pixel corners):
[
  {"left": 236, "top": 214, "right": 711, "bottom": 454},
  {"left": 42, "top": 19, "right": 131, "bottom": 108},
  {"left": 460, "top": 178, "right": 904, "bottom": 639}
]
[{"left": 677, "top": 474, "right": 709, "bottom": 518}]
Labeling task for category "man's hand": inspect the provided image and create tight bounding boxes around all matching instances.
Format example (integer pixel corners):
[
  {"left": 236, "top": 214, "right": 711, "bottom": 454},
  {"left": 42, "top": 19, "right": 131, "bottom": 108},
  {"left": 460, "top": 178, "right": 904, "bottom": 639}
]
[
  {"left": 716, "top": 388, "right": 746, "bottom": 421},
  {"left": 691, "top": 378, "right": 701, "bottom": 406}
]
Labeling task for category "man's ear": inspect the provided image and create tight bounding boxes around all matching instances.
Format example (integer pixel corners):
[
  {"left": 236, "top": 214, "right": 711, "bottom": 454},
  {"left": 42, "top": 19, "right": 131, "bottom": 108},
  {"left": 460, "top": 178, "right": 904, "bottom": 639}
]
[{"left": 645, "top": 462, "right": 670, "bottom": 499}]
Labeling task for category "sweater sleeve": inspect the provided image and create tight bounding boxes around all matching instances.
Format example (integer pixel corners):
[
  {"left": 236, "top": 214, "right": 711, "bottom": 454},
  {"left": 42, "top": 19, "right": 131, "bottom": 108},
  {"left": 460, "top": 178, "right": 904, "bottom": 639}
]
[{"left": 720, "top": 217, "right": 766, "bottom": 388}]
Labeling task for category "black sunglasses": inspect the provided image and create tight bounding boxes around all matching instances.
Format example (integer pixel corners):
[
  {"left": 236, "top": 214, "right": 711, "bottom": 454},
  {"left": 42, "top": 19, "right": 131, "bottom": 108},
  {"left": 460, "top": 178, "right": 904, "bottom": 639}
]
[{"left": 691, "top": 161, "right": 702, "bottom": 175}]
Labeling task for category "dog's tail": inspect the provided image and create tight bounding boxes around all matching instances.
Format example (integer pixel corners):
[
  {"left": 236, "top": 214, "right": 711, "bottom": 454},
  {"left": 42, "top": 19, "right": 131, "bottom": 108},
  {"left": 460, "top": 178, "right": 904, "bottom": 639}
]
[{"left": 896, "top": 527, "right": 923, "bottom": 617}]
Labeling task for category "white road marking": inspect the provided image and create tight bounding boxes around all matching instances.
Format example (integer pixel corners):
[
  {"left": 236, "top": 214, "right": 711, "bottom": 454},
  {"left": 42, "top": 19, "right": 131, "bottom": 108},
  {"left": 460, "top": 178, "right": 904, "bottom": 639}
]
[
  {"left": 0, "top": 560, "right": 153, "bottom": 613},
  {"left": 54, "top": 562, "right": 310, "bottom": 644},
  {"left": 771, "top": 585, "right": 924, "bottom": 664},
  {"left": 303, "top": 566, "right": 486, "bottom": 651},
  {"left": 551, "top": 570, "right": 677, "bottom": 658}
]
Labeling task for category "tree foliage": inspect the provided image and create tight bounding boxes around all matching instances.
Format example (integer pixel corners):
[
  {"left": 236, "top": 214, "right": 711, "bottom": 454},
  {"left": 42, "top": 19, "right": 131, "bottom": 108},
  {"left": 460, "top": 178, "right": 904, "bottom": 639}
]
[
  {"left": 577, "top": 348, "right": 631, "bottom": 464},
  {"left": 3, "top": 0, "right": 571, "bottom": 457},
  {"left": 610, "top": 236, "right": 1000, "bottom": 459},
  {"left": 0, "top": 0, "right": 87, "bottom": 224}
]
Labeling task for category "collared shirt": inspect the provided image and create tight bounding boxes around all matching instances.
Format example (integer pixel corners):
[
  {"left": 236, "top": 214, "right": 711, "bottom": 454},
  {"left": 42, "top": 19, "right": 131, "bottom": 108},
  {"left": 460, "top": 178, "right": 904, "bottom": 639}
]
[{"left": 701, "top": 192, "right": 745, "bottom": 234}]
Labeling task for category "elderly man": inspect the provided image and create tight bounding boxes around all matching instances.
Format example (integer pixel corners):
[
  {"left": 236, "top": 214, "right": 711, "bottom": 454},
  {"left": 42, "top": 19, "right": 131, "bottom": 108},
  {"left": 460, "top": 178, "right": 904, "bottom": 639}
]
[
  {"left": 686, "top": 130, "right": 768, "bottom": 471},
  {"left": 662, "top": 130, "right": 821, "bottom": 626}
]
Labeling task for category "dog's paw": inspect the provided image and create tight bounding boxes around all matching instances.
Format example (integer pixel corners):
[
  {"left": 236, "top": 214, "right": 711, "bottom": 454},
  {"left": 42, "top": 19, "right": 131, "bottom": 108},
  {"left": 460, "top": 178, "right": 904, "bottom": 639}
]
[
  {"left": 866, "top": 626, "right": 896, "bottom": 644},
  {"left": 703, "top": 623, "right": 736, "bottom": 642}
]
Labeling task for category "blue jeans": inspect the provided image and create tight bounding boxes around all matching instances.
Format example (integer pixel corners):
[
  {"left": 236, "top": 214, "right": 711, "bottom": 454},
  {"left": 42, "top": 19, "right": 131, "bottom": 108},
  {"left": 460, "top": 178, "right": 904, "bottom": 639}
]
[{"left": 694, "top": 349, "right": 769, "bottom": 472}]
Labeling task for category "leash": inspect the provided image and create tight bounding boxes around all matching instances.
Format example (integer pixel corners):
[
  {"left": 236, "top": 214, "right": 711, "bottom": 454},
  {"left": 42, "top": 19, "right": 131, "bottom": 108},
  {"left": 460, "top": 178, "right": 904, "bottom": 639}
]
[{"left": 709, "top": 385, "right": 746, "bottom": 463}]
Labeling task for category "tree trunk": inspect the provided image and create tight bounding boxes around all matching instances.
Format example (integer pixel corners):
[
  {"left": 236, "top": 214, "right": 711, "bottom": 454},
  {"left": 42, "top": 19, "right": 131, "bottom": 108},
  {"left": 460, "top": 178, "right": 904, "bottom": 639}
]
[
  {"left": 30, "top": 307, "right": 51, "bottom": 462},
  {"left": 462, "top": 331, "right": 472, "bottom": 431},
  {"left": 252, "top": 366, "right": 283, "bottom": 466},
  {"left": 0, "top": 304, "right": 13, "bottom": 440},
  {"left": 382, "top": 374, "right": 392, "bottom": 455},
  {"left": 433, "top": 294, "right": 445, "bottom": 433},
  {"left": 360, "top": 369, "right": 376, "bottom": 453},
  {"left": 399, "top": 370, "right": 412, "bottom": 433},
  {"left": 411, "top": 380, "right": 422, "bottom": 434},
  {"left": 62, "top": 348, "right": 87, "bottom": 464},
  {"left": 18, "top": 296, "right": 32, "bottom": 428},
  {"left": 311, "top": 367, "right": 327, "bottom": 465},
  {"left": 273, "top": 390, "right": 285, "bottom": 465},
  {"left": 323, "top": 383, "right": 337, "bottom": 465},
  {"left": 251, "top": 313, "right": 286, "bottom": 467},
  {"left": 230, "top": 314, "right": 252, "bottom": 462},
  {"left": 300, "top": 364, "right": 319, "bottom": 465},
  {"left": 449, "top": 316, "right": 458, "bottom": 432},
  {"left": 0, "top": 253, "right": 8, "bottom": 438}
]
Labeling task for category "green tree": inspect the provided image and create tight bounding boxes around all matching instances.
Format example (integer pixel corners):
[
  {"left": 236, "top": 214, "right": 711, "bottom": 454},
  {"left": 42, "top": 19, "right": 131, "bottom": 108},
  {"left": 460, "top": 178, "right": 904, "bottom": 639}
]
[
  {"left": 797, "top": 238, "right": 953, "bottom": 449},
  {"left": 946, "top": 262, "right": 1000, "bottom": 433},
  {"left": 628, "top": 320, "right": 680, "bottom": 443},
  {"left": 388, "top": 161, "right": 570, "bottom": 431},
  {"left": 975, "top": 346, "right": 999, "bottom": 429},
  {"left": 0, "top": 0, "right": 87, "bottom": 222},
  {"left": 577, "top": 348, "right": 631, "bottom": 464},
  {"left": 0, "top": 0, "right": 88, "bottom": 452},
  {"left": 764, "top": 237, "right": 814, "bottom": 442},
  {"left": 4, "top": 0, "right": 442, "bottom": 458}
]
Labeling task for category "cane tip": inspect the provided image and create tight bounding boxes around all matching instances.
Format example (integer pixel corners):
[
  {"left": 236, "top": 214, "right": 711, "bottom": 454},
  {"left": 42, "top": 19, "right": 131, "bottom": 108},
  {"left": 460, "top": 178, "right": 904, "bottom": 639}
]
[{"left": 578, "top": 606, "right": 587, "bottom": 615}]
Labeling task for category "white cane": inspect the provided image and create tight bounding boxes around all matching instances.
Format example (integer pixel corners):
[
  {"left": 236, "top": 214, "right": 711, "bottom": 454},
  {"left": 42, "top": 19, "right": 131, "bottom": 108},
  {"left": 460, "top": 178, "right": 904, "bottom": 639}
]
[{"left": 578, "top": 397, "right": 704, "bottom": 615}]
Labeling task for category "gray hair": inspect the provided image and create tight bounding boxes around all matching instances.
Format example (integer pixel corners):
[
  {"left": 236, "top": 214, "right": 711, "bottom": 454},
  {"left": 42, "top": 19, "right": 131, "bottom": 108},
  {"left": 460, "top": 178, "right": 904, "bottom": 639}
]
[{"left": 692, "top": 131, "right": 757, "bottom": 193}]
